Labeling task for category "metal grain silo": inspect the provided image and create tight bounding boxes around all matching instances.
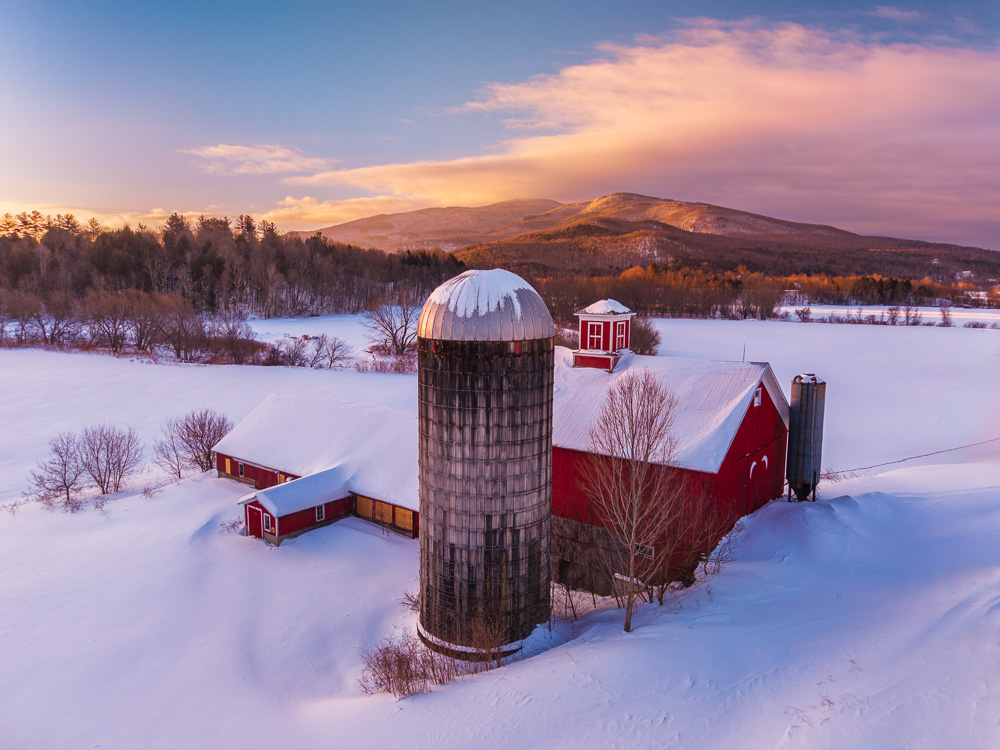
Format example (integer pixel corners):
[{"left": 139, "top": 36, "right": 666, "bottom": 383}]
[
  {"left": 786, "top": 374, "right": 826, "bottom": 502},
  {"left": 416, "top": 269, "right": 555, "bottom": 658}
]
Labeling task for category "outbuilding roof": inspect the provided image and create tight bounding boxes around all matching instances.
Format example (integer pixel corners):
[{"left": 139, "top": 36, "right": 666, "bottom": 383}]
[
  {"left": 579, "top": 299, "right": 632, "bottom": 315},
  {"left": 417, "top": 269, "right": 555, "bottom": 342},
  {"left": 552, "top": 349, "right": 789, "bottom": 474},
  {"left": 214, "top": 393, "right": 418, "bottom": 516}
]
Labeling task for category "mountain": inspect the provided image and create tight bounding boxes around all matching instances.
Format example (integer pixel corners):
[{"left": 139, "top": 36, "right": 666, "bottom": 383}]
[{"left": 304, "top": 193, "right": 999, "bottom": 280}]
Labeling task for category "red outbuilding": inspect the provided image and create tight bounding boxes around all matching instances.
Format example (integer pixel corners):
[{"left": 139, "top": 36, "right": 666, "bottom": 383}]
[
  {"left": 572, "top": 298, "right": 635, "bottom": 371},
  {"left": 213, "top": 393, "right": 419, "bottom": 544}
]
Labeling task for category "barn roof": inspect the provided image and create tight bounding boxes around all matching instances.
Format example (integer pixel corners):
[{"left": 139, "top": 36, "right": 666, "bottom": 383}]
[
  {"left": 553, "top": 348, "right": 789, "bottom": 474},
  {"left": 214, "top": 393, "right": 418, "bottom": 516}
]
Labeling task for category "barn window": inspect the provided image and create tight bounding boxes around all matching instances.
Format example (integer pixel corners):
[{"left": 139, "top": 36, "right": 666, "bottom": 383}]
[
  {"left": 636, "top": 544, "right": 655, "bottom": 560},
  {"left": 754, "top": 387, "right": 762, "bottom": 407},
  {"left": 396, "top": 508, "right": 413, "bottom": 531},
  {"left": 356, "top": 495, "right": 373, "bottom": 519},
  {"left": 238, "top": 462, "right": 245, "bottom": 477},
  {"left": 316, "top": 505, "right": 325, "bottom": 522},
  {"left": 374, "top": 501, "right": 393, "bottom": 525},
  {"left": 263, "top": 514, "right": 272, "bottom": 533},
  {"left": 587, "top": 323, "right": 602, "bottom": 350}
]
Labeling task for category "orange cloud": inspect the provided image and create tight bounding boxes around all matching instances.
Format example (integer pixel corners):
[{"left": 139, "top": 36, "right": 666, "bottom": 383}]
[
  {"left": 282, "top": 24, "right": 1000, "bottom": 247},
  {"left": 259, "top": 195, "right": 432, "bottom": 229}
]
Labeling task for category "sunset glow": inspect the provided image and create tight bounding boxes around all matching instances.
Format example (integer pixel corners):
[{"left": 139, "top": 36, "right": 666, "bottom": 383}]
[{"left": 2, "top": 2, "right": 997, "bottom": 248}]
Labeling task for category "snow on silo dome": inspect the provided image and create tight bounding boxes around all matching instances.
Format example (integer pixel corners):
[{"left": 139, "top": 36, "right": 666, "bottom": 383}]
[{"left": 417, "top": 269, "right": 555, "bottom": 342}]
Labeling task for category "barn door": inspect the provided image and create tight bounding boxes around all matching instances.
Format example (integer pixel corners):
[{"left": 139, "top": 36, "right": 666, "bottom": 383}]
[{"left": 246, "top": 506, "right": 263, "bottom": 538}]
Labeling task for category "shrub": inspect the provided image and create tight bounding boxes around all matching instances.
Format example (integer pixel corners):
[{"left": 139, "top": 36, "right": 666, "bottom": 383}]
[{"left": 629, "top": 316, "right": 661, "bottom": 355}]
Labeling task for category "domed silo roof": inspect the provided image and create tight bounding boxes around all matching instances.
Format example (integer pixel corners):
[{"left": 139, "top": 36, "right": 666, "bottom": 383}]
[{"left": 417, "top": 269, "right": 555, "bottom": 342}]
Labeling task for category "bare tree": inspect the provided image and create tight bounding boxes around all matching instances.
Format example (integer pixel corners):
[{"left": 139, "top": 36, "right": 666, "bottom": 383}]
[
  {"left": 25, "top": 432, "right": 87, "bottom": 508},
  {"left": 157, "top": 295, "right": 206, "bottom": 361},
  {"left": 308, "top": 334, "right": 353, "bottom": 368},
  {"left": 938, "top": 301, "right": 953, "bottom": 327},
  {"left": 168, "top": 409, "right": 233, "bottom": 472},
  {"left": 362, "top": 293, "right": 420, "bottom": 356},
  {"left": 153, "top": 418, "right": 187, "bottom": 479},
  {"left": 126, "top": 290, "right": 164, "bottom": 351},
  {"left": 580, "top": 369, "right": 683, "bottom": 633},
  {"left": 79, "top": 424, "right": 144, "bottom": 494},
  {"left": 84, "top": 290, "right": 131, "bottom": 352}
]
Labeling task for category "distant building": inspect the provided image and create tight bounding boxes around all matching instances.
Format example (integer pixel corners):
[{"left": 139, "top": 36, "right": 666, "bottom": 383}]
[
  {"left": 213, "top": 394, "right": 418, "bottom": 544},
  {"left": 572, "top": 298, "right": 635, "bottom": 371}
]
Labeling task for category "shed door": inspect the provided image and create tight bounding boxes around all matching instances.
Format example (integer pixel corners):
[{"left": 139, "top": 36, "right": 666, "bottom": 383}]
[{"left": 246, "top": 506, "right": 263, "bottom": 538}]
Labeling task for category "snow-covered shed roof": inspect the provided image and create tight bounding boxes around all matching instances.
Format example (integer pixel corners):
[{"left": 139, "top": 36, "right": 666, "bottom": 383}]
[
  {"left": 417, "top": 269, "right": 555, "bottom": 342},
  {"left": 578, "top": 299, "right": 632, "bottom": 315},
  {"left": 553, "top": 349, "right": 789, "bottom": 474},
  {"left": 239, "top": 465, "right": 351, "bottom": 517},
  {"left": 214, "top": 393, "right": 418, "bottom": 516}
]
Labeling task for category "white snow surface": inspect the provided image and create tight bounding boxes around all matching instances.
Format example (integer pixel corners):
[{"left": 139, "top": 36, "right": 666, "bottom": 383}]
[
  {"left": 1, "top": 315, "right": 999, "bottom": 749},
  {"left": 425, "top": 268, "right": 531, "bottom": 319},
  {"left": 215, "top": 392, "right": 418, "bottom": 514},
  {"left": 553, "top": 350, "right": 787, "bottom": 473},
  {"left": 581, "top": 298, "right": 631, "bottom": 315}
]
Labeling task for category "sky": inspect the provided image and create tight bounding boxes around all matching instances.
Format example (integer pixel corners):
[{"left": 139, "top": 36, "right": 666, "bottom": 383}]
[{"left": 1, "top": 0, "right": 998, "bottom": 249}]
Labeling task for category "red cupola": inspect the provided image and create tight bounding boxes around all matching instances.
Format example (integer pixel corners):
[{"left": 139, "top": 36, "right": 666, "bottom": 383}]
[{"left": 571, "top": 299, "right": 635, "bottom": 371}]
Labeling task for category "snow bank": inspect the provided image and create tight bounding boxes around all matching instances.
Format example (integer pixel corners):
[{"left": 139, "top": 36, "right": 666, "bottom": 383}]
[{"left": 0, "top": 314, "right": 998, "bottom": 748}]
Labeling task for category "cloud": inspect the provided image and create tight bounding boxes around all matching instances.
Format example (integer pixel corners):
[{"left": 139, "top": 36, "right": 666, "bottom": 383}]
[
  {"left": 870, "top": 6, "right": 927, "bottom": 22},
  {"left": 181, "top": 143, "right": 336, "bottom": 175},
  {"left": 281, "top": 23, "right": 1000, "bottom": 247},
  {"left": 259, "top": 195, "right": 431, "bottom": 229}
]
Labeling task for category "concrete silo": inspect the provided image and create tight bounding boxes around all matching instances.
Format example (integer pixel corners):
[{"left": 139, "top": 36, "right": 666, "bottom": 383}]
[{"left": 416, "top": 269, "right": 555, "bottom": 658}]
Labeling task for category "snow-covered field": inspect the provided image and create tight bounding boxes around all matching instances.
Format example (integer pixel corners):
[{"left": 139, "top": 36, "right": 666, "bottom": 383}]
[{"left": 1, "top": 316, "right": 998, "bottom": 749}]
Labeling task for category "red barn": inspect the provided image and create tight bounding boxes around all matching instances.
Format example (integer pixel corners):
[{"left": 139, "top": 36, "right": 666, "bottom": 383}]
[
  {"left": 550, "top": 349, "right": 789, "bottom": 592},
  {"left": 213, "top": 393, "right": 418, "bottom": 544}
]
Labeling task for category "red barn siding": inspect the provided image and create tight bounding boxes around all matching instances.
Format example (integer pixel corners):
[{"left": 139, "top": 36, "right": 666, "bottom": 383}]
[
  {"left": 552, "top": 379, "right": 787, "bottom": 547},
  {"left": 276, "top": 495, "right": 355, "bottom": 538}
]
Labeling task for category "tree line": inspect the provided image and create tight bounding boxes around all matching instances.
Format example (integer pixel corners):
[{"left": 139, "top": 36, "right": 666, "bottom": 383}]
[{"left": 0, "top": 211, "right": 465, "bottom": 318}]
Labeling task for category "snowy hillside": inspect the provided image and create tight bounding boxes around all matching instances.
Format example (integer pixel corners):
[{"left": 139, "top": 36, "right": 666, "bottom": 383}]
[{"left": 1, "top": 313, "right": 998, "bottom": 749}]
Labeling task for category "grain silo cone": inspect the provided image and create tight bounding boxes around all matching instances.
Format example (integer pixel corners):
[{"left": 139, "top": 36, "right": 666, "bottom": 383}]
[
  {"left": 417, "top": 269, "right": 555, "bottom": 658},
  {"left": 786, "top": 374, "right": 827, "bottom": 502}
]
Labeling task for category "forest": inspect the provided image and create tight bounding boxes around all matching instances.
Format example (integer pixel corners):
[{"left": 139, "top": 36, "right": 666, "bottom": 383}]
[{"left": 0, "top": 210, "right": 995, "bottom": 359}]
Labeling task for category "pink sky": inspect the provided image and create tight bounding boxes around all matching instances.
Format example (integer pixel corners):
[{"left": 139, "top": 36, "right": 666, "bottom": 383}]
[{"left": 3, "top": 18, "right": 997, "bottom": 249}]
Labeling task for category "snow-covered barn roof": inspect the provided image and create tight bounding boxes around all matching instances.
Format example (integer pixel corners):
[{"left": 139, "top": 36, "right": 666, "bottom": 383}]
[
  {"left": 214, "top": 393, "right": 417, "bottom": 516},
  {"left": 553, "top": 349, "right": 789, "bottom": 474}
]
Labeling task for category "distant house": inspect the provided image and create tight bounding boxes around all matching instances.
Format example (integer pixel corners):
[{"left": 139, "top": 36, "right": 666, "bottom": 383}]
[{"left": 213, "top": 394, "right": 418, "bottom": 544}]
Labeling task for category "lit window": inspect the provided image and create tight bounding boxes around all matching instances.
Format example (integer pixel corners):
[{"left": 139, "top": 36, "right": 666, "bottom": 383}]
[
  {"left": 316, "top": 505, "right": 325, "bottom": 522},
  {"left": 754, "top": 387, "right": 762, "bottom": 407}
]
